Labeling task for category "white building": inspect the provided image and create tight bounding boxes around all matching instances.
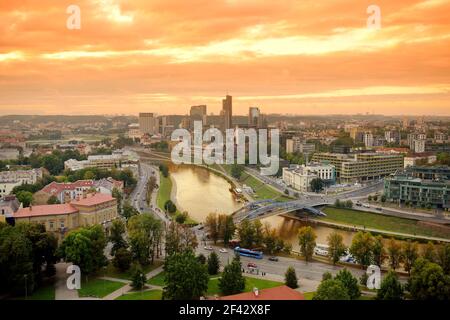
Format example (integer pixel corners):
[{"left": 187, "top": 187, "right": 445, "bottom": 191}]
[
  {"left": 404, "top": 154, "right": 437, "bottom": 168},
  {"left": 364, "top": 132, "right": 374, "bottom": 148},
  {"left": 412, "top": 139, "right": 426, "bottom": 153},
  {"left": 0, "top": 168, "right": 44, "bottom": 185},
  {"left": 127, "top": 123, "right": 141, "bottom": 139},
  {"left": 282, "top": 163, "right": 335, "bottom": 192},
  {"left": 0, "top": 181, "right": 21, "bottom": 199}
]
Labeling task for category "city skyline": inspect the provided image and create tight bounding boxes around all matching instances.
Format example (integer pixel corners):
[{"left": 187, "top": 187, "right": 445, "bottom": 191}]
[{"left": 1, "top": 0, "right": 450, "bottom": 116}]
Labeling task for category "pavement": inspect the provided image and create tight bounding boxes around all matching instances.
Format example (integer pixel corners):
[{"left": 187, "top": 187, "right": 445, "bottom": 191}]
[{"left": 54, "top": 263, "right": 101, "bottom": 300}]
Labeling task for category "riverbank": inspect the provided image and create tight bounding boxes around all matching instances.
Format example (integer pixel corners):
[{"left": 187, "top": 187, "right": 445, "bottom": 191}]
[
  {"left": 156, "top": 171, "right": 198, "bottom": 225},
  {"left": 311, "top": 207, "right": 450, "bottom": 242}
]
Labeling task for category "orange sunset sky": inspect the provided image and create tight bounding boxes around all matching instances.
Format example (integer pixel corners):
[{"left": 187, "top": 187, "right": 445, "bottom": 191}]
[{"left": 0, "top": 0, "right": 449, "bottom": 116}]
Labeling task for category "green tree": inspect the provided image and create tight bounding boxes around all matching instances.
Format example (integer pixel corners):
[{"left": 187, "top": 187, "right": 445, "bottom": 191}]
[
  {"left": 327, "top": 231, "right": 347, "bottom": 265},
  {"left": 313, "top": 279, "right": 350, "bottom": 300},
  {"left": 334, "top": 268, "right": 360, "bottom": 300},
  {"left": 130, "top": 264, "right": 147, "bottom": 290},
  {"left": 322, "top": 272, "right": 333, "bottom": 281},
  {"left": 121, "top": 200, "right": 139, "bottom": 220},
  {"left": 0, "top": 226, "right": 34, "bottom": 294},
  {"left": 197, "top": 254, "right": 206, "bottom": 265},
  {"left": 436, "top": 244, "right": 450, "bottom": 274},
  {"left": 349, "top": 232, "right": 374, "bottom": 267},
  {"left": 230, "top": 164, "right": 244, "bottom": 179},
  {"left": 164, "top": 200, "right": 177, "bottom": 214},
  {"left": 220, "top": 215, "right": 236, "bottom": 246},
  {"left": 387, "top": 238, "right": 403, "bottom": 270},
  {"left": 205, "top": 213, "right": 219, "bottom": 244},
  {"left": 409, "top": 258, "right": 450, "bottom": 300},
  {"left": 422, "top": 242, "right": 436, "bottom": 263},
  {"left": 219, "top": 256, "right": 246, "bottom": 296},
  {"left": 109, "top": 219, "right": 127, "bottom": 256},
  {"left": 46, "top": 195, "right": 60, "bottom": 205},
  {"left": 163, "top": 250, "right": 209, "bottom": 300},
  {"left": 159, "top": 164, "right": 169, "bottom": 178},
  {"left": 372, "top": 235, "right": 386, "bottom": 267},
  {"left": 112, "top": 188, "right": 123, "bottom": 215},
  {"left": 175, "top": 212, "right": 188, "bottom": 224},
  {"left": 403, "top": 240, "right": 419, "bottom": 275},
  {"left": 16, "top": 191, "right": 33, "bottom": 208},
  {"left": 253, "top": 220, "right": 264, "bottom": 248},
  {"left": 284, "top": 266, "right": 298, "bottom": 289},
  {"left": 237, "top": 219, "right": 255, "bottom": 249},
  {"left": 207, "top": 251, "right": 220, "bottom": 275},
  {"left": 128, "top": 214, "right": 163, "bottom": 265},
  {"left": 298, "top": 226, "right": 316, "bottom": 262},
  {"left": 58, "top": 225, "right": 107, "bottom": 275},
  {"left": 113, "top": 248, "right": 132, "bottom": 272},
  {"left": 377, "top": 270, "right": 404, "bottom": 300},
  {"left": 310, "top": 178, "right": 324, "bottom": 193}
]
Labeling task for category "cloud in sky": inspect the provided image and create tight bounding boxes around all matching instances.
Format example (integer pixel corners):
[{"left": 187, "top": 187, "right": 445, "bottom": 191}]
[{"left": 0, "top": 0, "right": 449, "bottom": 115}]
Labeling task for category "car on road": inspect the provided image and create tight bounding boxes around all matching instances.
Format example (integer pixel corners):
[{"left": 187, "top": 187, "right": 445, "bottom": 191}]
[
  {"left": 375, "top": 207, "right": 383, "bottom": 211},
  {"left": 204, "top": 246, "right": 213, "bottom": 250},
  {"left": 314, "top": 244, "right": 330, "bottom": 257},
  {"left": 219, "top": 248, "right": 228, "bottom": 253},
  {"left": 268, "top": 256, "right": 279, "bottom": 262},
  {"left": 247, "top": 262, "right": 257, "bottom": 268},
  {"left": 362, "top": 203, "right": 370, "bottom": 208}
]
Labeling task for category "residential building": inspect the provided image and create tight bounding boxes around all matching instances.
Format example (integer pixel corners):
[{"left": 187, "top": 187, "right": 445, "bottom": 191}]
[
  {"left": 286, "top": 137, "right": 316, "bottom": 154},
  {"left": 384, "top": 166, "right": 449, "bottom": 209},
  {"left": 434, "top": 132, "right": 448, "bottom": 144},
  {"left": 412, "top": 139, "right": 426, "bottom": 153},
  {"left": 0, "top": 195, "right": 21, "bottom": 223},
  {"left": 364, "top": 132, "right": 374, "bottom": 148},
  {"left": 312, "top": 152, "right": 404, "bottom": 183},
  {"left": 407, "top": 133, "right": 426, "bottom": 149},
  {"left": 0, "top": 168, "right": 44, "bottom": 185},
  {"left": 385, "top": 130, "right": 400, "bottom": 144},
  {"left": 127, "top": 123, "right": 141, "bottom": 139},
  {"left": 13, "top": 193, "right": 118, "bottom": 240}
]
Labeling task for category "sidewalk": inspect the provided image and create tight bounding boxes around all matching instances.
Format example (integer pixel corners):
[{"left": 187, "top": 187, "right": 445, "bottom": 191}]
[{"left": 102, "top": 265, "right": 165, "bottom": 300}]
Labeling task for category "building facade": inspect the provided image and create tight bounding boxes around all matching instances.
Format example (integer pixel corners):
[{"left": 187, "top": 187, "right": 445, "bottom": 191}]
[{"left": 384, "top": 166, "right": 449, "bottom": 209}]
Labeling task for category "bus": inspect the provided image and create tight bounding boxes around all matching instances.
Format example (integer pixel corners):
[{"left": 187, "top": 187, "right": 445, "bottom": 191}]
[{"left": 234, "top": 247, "right": 263, "bottom": 259}]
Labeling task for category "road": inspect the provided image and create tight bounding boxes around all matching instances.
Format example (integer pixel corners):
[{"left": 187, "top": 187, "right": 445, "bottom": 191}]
[{"left": 195, "top": 241, "right": 368, "bottom": 292}]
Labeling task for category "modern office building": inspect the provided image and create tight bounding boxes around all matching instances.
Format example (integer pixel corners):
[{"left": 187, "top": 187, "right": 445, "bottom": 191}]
[
  {"left": 384, "top": 166, "right": 450, "bottom": 209},
  {"left": 222, "top": 95, "right": 233, "bottom": 130},
  {"left": 312, "top": 152, "right": 404, "bottom": 183},
  {"left": 190, "top": 105, "right": 207, "bottom": 125},
  {"left": 139, "top": 113, "right": 158, "bottom": 135}
]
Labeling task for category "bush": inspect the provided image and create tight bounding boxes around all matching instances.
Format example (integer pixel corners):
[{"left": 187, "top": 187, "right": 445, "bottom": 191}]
[
  {"left": 130, "top": 264, "right": 147, "bottom": 290},
  {"left": 285, "top": 266, "right": 298, "bottom": 289}
]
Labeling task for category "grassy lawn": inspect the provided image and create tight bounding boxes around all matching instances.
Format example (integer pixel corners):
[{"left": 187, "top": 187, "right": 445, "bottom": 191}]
[
  {"left": 147, "top": 271, "right": 166, "bottom": 287},
  {"left": 104, "top": 260, "right": 164, "bottom": 280},
  {"left": 240, "top": 172, "right": 291, "bottom": 202},
  {"left": 148, "top": 271, "right": 283, "bottom": 297},
  {"left": 320, "top": 207, "right": 450, "bottom": 239},
  {"left": 15, "top": 284, "right": 55, "bottom": 300},
  {"left": 115, "top": 289, "right": 163, "bottom": 300},
  {"left": 303, "top": 292, "right": 315, "bottom": 300},
  {"left": 157, "top": 172, "right": 198, "bottom": 225},
  {"left": 157, "top": 173, "right": 173, "bottom": 211},
  {"left": 78, "top": 278, "right": 125, "bottom": 298}
]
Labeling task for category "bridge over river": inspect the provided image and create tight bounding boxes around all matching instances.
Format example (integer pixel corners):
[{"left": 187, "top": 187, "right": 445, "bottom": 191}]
[{"left": 231, "top": 199, "right": 332, "bottom": 223}]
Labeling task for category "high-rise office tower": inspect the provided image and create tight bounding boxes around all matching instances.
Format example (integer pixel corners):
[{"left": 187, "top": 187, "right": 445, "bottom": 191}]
[
  {"left": 190, "top": 105, "right": 207, "bottom": 125},
  {"left": 222, "top": 95, "right": 232, "bottom": 130},
  {"left": 248, "top": 107, "right": 260, "bottom": 127},
  {"left": 139, "top": 113, "right": 158, "bottom": 135}
]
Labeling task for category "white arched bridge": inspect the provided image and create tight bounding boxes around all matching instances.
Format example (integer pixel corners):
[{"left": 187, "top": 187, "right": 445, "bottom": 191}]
[{"left": 231, "top": 199, "right": 332, "bottom": 223}]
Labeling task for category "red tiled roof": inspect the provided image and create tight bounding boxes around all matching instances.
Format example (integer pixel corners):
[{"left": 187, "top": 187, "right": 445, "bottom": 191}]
[
  {"left": 220, "top": 286, "right": 305, "bottom": 300},
  {"left": 14, "top": 204, "right": 78, "bottom": 218},
  {"left": 70, "top": 193, "right": 115, "bottom": 206},
  {"left": 41, "top": 180, "right": 94, "bottom": 195}
]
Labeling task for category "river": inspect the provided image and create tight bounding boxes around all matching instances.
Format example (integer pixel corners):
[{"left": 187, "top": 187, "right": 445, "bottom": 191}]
[{"left": 169, "top": 165, "right": 357, "bottom": 251}]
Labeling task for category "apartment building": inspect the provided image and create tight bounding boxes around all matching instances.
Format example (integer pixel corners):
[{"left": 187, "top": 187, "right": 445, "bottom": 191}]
[
  {"left": 286, "top": 137, "right": 316, "bottom": 154},
  {"left": 312, "top": 152, "right": 404, "bottom": 183},
  {"left": 384, "top": 166, "right": 450, "bottom": 209}
]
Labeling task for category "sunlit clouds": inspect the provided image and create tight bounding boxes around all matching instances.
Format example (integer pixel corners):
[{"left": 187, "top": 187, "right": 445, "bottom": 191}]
[{"left": 0, "top": 0, "right": 449, "bottom": 115}]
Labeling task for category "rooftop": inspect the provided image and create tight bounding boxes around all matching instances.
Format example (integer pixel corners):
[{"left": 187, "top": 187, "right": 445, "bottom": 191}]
[
  {"left": 14, "top": 204, "right": 78, "bottom": 218},
  {"left": 71, "top": 193, "right": 115, "bottom": 206}
]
